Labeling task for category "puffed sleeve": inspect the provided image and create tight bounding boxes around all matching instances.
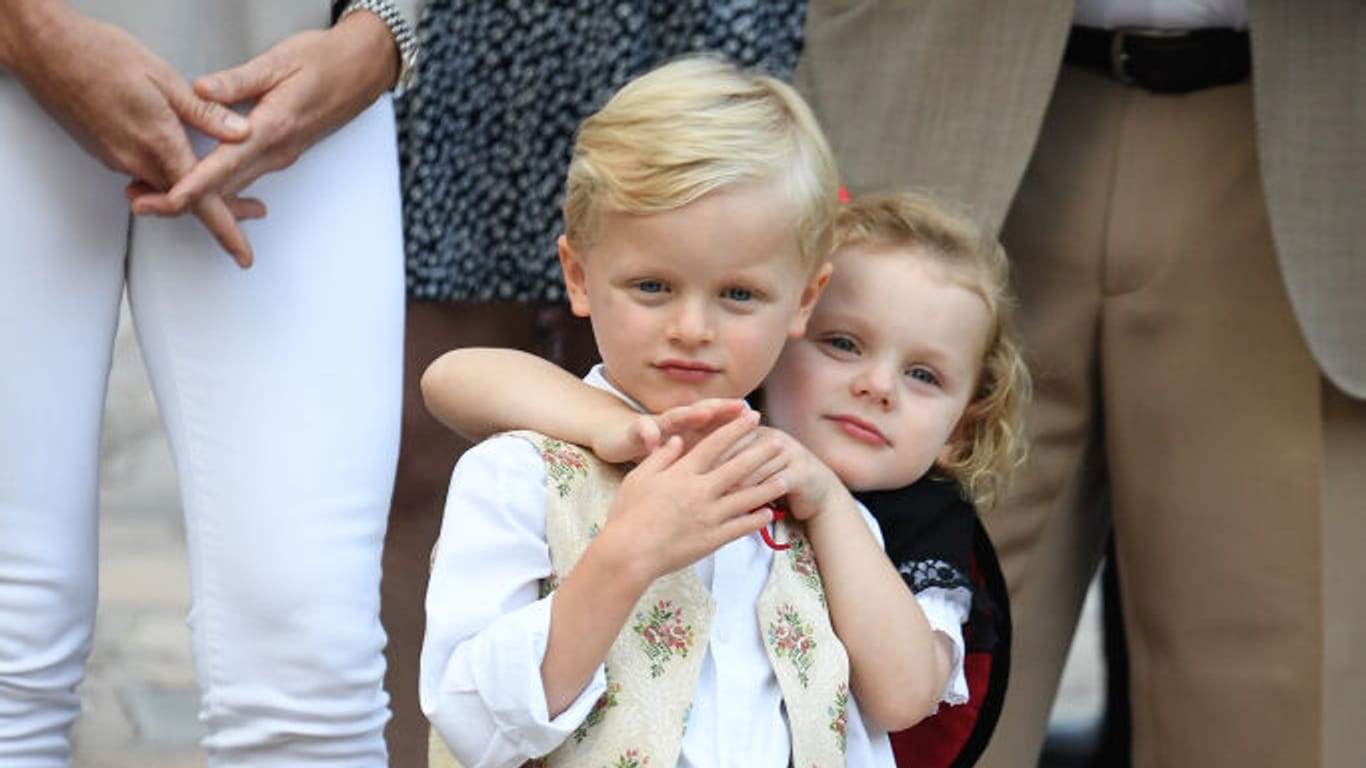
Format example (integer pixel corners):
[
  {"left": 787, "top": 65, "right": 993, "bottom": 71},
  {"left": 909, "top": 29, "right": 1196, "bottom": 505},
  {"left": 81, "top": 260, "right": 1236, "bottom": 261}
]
[
  {"left": 420, "top": 436, "right": 608, "bottom": 768},
  {"left": 854, "top": 500, "right": 970, "bottom": 706},
  {"left": 914, "top": 588, "right": 971, "bottom": 707}
]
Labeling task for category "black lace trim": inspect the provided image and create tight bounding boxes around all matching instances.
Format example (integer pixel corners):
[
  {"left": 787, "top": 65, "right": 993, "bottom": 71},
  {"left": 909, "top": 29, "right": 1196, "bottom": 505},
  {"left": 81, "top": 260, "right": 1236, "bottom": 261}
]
[{"left": 897, "top": 558, "right": 972, "bottom": 595}]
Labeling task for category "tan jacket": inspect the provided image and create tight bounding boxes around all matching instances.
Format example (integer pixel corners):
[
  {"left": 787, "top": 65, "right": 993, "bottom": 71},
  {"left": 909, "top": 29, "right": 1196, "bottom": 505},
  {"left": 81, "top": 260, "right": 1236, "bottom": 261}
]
[
  {"left": 796, "top": 0, "right": 1365, "bottom": 398},
  {"left": 63, "top": 0, "right": 423, "bottom": 79}
]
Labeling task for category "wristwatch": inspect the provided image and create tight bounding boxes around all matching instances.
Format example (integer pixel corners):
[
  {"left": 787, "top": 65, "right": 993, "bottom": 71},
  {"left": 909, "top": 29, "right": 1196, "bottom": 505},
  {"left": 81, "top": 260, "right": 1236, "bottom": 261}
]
[{"left": 340, "top": 0, "right": 420, "bottom": 94}]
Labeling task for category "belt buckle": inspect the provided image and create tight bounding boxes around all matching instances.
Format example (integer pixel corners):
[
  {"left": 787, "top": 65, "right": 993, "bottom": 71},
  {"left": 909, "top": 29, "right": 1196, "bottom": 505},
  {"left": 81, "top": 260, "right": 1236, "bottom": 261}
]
[{"left": 1110, "top": 27, "right": 1189, "bottom": 87}]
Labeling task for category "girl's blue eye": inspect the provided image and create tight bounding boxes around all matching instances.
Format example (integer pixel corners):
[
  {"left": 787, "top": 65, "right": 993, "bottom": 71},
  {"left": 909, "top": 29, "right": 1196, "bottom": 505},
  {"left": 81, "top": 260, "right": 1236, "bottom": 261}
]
[
  {"left": 907, "top": 367, "right": 939, "bottom": 386},
  {"left": 723, "top": 287, "right": 754, "bottom": 301},
  {"left": 637, "top": 280, "right": 665, "bottom": 294},
  {"left": 824, "top": 336, "right": 857, "bottom": 354}
]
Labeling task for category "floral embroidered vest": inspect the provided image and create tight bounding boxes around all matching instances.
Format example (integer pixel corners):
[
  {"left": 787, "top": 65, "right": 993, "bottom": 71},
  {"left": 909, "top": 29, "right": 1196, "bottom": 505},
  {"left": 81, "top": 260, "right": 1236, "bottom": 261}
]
[{"left": 519, "top": 431, "right": 851, "bottom": 768}]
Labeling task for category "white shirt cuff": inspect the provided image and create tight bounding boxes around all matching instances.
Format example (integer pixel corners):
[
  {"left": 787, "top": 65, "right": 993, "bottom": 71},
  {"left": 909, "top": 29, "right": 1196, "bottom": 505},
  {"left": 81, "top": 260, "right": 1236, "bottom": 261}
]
[
  {"left": 429, "top": 596, "right": 608, "bottom": 766},
  {"left": 915, "top": 586, "right": 973, "bottom": 708}
]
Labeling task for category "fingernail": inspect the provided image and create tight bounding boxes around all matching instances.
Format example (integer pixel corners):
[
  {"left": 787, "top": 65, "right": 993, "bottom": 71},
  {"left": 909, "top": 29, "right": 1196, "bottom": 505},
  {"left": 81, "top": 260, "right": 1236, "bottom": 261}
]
[{"left": 224, "top": 112, "right": 249, "bottom": 134}]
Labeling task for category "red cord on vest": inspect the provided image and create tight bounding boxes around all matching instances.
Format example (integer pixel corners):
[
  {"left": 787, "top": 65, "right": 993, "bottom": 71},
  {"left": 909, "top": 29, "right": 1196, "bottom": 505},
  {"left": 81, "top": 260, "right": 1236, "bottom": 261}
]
[{"left": 758, "top": 507, "right": 791, "bottom": 551}]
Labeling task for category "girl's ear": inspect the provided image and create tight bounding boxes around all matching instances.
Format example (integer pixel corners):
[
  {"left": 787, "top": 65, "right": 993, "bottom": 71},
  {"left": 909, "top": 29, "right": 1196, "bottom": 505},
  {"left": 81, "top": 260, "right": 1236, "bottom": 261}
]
[
  {"left": 789, "top": 261, "right": 834, "bottom": 338},
  {"left": 558, "top": 235, "right": 592, "bottom": 318}
]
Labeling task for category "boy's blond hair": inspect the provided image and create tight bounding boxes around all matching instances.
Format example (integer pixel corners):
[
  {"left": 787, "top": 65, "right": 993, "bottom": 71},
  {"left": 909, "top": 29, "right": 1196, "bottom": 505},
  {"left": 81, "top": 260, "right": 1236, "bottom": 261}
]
[
  {"left": 834, "top": 193, "right": 1032, "bottom": 511},
  {"left": 563, "top": 55, "right": 838, "bottom": 270}
]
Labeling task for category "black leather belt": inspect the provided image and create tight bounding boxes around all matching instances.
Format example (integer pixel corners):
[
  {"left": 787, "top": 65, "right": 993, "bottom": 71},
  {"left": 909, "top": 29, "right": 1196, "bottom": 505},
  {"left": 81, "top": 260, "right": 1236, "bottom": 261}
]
[{"left": 1064, "top": 26, "right": 1251, "bottom": 94}]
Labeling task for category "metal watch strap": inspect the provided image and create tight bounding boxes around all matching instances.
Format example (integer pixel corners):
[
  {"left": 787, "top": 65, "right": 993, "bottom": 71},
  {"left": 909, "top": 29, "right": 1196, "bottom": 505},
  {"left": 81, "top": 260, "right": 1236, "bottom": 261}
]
[{"left": 340, "top": 0, "right": 419, "bottom": 94}]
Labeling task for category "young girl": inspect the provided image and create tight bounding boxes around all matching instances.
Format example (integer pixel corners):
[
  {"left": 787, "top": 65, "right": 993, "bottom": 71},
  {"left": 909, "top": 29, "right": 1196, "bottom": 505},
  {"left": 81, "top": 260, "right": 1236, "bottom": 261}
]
[{"left": 423, "top": 191, "right": 1031, "bottom": 766}]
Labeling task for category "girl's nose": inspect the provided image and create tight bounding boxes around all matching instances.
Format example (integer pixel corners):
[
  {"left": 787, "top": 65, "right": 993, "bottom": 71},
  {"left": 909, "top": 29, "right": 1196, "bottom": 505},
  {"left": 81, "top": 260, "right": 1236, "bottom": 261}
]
[{"left": 852, "top": 363, "right": 896, "bottom": 408}]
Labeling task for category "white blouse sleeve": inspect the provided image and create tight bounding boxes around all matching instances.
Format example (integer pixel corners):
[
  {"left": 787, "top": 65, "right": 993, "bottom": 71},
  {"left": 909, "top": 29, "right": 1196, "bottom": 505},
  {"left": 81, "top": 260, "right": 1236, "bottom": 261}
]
[
  {"left": 915, "top": 586, "right": 972, "bottom": 708},
  {"left": 853, "top": 502, "right": 972, "bottom": 708},
  {"left": 419, "top": 436, "right": 607, "bottom": 768}
]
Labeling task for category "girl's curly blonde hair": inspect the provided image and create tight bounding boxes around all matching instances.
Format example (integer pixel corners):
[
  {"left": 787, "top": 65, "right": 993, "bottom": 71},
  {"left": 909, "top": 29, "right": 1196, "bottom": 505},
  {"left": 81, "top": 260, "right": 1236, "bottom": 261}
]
[{"left": 834, "top": 193, "right": 1032, "bottom": 511}]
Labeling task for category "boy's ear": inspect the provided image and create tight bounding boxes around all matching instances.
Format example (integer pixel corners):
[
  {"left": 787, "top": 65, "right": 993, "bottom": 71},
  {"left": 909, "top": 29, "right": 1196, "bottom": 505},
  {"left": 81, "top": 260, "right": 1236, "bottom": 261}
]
[
  {"left": 788, "top": 261, "right": 834, "bottom": 338},
  {"left": 558, "top": 235, "right": 592, "bottom": 318}
]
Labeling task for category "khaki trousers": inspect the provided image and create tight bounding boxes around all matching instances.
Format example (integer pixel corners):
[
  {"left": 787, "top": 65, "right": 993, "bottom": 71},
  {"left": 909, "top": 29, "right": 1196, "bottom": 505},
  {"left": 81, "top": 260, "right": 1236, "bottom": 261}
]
[{"left": 979, "top": 66, "right": 1366, "bottom": 768}]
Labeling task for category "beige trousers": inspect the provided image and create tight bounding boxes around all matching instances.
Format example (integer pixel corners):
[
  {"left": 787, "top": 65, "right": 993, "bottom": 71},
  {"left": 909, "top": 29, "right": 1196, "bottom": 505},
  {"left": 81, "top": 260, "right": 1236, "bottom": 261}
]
[{"left": 979, "top": 65, "right": 1366, "bottom": 768}]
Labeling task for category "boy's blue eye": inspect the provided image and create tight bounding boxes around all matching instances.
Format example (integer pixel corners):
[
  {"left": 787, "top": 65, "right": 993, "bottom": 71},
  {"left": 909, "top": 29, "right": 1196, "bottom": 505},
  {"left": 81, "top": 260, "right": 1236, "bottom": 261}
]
[
  {"left": 722, "top": 287, "right": 754, "bottom": 301},
  {"left": 636, "top": 280, "right": 666, "bottom": 294}
]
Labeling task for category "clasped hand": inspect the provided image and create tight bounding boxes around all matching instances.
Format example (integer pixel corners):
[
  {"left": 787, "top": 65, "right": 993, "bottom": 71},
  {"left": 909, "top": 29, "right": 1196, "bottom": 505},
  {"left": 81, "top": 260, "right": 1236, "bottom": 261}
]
[
  {"left": 599, "top": 405, "right": 844, "bottom": 581},
  {"left": 128, "top": 12, "right": 398, "bottom": 268},
  {"left": 6, "top": 4, "right": 396, "bottom": 268}
]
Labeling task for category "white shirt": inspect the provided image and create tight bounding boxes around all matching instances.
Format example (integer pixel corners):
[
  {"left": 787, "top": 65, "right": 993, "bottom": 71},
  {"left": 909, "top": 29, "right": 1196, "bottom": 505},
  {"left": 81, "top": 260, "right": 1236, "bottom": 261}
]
[{"left": 420, "top": 367, "right": 969, "bottom": 768}]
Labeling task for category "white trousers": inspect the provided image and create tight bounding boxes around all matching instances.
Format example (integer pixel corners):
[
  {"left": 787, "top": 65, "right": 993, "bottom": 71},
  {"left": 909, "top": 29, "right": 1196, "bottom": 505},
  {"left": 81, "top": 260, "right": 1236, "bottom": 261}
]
[{"left": 0, "top": 76, "right": 404, "bottom": 766}]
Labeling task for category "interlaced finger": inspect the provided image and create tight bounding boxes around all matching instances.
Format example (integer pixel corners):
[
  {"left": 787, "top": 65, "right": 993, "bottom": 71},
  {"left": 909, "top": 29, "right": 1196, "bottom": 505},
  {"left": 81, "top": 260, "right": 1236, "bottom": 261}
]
[
  {"left": 161, "top": 70, "right": 251, "bottom": 144},
  {"left": 713, "top": 502, "right": 778, "bottom": 544},
  {"left": 706, "top": 432, "right": 785, "bottom": 500},
  {"left": 192, "top": 194, "right": 254, "bottom": 268},
  {"left": 731, "top": 452, "right": 790, "bottom": 494},
  {"left": 225, "top": 196, "right": 267, "bottom": 220},
  {"left": 126, "top": 181, "right": 266, "bottom": 222},
  {"left": 162, "top": 139, "right": 253, "bottom": 211},
  {"left": 675, "top": 410, "right": 760, "bottom": 473},
  {"left": 632, "top": 435, "right": 686, "bottom": 475}
]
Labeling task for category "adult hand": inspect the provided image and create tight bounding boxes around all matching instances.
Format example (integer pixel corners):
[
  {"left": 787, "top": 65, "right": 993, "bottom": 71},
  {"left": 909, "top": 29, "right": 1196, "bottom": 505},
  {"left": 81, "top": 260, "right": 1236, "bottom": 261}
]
[
  {"left": 128, "top": 10, "right": 400, "bottom": 241},
  {"left": 1, "top": 2, "right": 260, "bottom": 266}
]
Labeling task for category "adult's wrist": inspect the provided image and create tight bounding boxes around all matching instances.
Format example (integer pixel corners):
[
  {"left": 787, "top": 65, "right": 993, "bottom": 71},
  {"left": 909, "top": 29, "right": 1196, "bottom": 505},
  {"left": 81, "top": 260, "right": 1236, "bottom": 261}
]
[
  {"left": 337, "top": 0, "right": 419, "bottom": 95},
  {"left": 0, "top": 0, "right": 63, "bottom": 71}
]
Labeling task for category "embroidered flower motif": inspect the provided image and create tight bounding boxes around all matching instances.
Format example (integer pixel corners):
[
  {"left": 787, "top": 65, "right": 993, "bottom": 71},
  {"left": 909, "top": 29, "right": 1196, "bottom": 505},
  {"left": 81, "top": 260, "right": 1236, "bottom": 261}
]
[
  {"left": 608, "top": 747, "right": 650, "bottom": 768},
  {"left": 571, "top": 682, "right": 620, "bottom": 744},
  {"left": 786, "top": 535, "right": 826, "bottom": 607},
  {"left": 828, "top": 682, "right": 849, "bottom": 753},
  {"left": 632, "top": 600, "right": 695, "bottom": 677},
  {"left": 540, "top": 438, "right": 589, "bottom": 497},
  {"left": 540, "top": 569, "right": 561, "bottom": 598},
  {"left": 768, "top": 603, "right": 817, "bottom": 687}
]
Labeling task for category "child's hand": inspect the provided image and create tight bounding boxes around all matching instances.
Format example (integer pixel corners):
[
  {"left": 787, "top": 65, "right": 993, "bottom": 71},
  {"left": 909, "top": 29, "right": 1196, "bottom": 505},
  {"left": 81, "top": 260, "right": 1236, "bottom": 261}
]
[
  {"left": 744, "top": 426, "right": 845, "bottom": 523},
  {"left": 592, "top": 398, "right": 748, "bottom": 464},
  {"left": 598, "top": 409, "right": 785, "bottom": 579}
]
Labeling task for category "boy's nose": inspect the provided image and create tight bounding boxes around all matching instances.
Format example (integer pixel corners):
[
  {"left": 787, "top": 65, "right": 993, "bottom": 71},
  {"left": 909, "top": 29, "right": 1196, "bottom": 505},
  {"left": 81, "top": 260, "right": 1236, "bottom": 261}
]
[{"left": 668, "top": 300, "right": 714, "bottom": 345}]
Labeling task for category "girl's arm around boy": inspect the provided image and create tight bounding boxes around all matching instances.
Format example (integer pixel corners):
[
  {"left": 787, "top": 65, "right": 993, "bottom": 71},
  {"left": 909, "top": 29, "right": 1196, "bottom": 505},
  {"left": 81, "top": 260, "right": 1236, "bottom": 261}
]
[{"left": 766, "top": 428, "right": 955, "bottom": 731}]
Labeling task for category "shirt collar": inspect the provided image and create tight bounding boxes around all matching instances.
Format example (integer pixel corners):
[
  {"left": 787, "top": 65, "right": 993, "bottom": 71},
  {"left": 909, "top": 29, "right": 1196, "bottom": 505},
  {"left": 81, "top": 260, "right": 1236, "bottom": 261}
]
[{"left": 584, "top": 364, "right": 649, "bottom": 414}]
